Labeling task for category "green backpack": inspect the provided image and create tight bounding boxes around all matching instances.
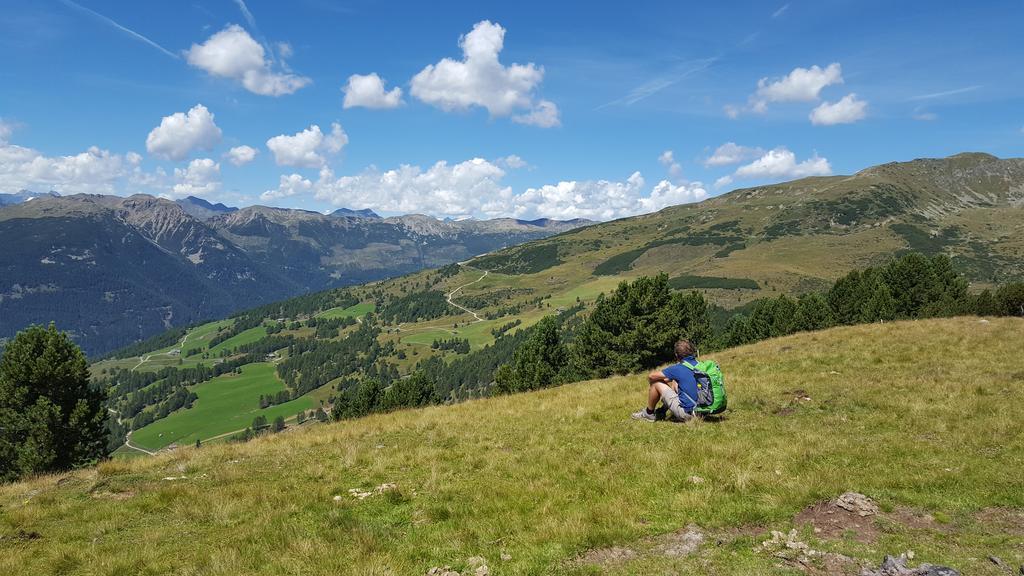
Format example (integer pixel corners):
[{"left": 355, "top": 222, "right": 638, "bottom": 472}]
[{"left": 680, "top": 359, "right": 727, "bottom": 415}]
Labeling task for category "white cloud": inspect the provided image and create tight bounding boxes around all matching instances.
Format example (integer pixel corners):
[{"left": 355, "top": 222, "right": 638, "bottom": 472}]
[
  {"left": 171, "top": 158, "right": 221, "bottom": 198},
  {"left": 410, "top": 20, "right": 557, "bottom": 126},
  {"left": 265, "top": 123, "right": 347, "bottom": 168},
  {"left": 342, "top": 73, "right": 403, "bottom": 109},
  {"left": 512, "top": 100, "right": 561, "bottom": 128},
  {"left": 733, "top": 147, "right": 832, "bottom": 180},
  {"left": 224, "top": 145, "right": 258, "bottom": 166},
  {"left": 658, "top": 150, "right": 683, "bottom": 180},
  {"left": 185, "top": 24, "right": 310, "bottom": 96},
  {"left": 498, "top": 154, "right": 527, "bottom": 169},
  {"left": 755, "top": 63, "right": 843, "bottom": 104},
  {"left": 261, "top": 173, "right": 312, "bottom": 201},
  {"left": 723, "top": 104, "right": 740, "bottom": 119},
  {"left": 513, "top": 173, "right": 707, "bottom": 220},
  {"left": 145, "top": 104, "right": 222, "bottom": 161},
  {"left": 809, "top": 93, "right": 867, "bottom": 125},
  {"left": 314, "top": 158, "right": 511, "bottom": 218},
  {"left": 912, "top": 108, "right": 937, "bottom": 121},
  {"left": 0, "top": 141, "right": 133, "bottom": 194},
  {"left": 714, "top": 175, "right": 733, "bottom": 189},
  {"left": 705, "top": 142, "right": 765, "bottom": 166},
  {"left": 311, "top": 156, "right": 707, "bottom": 221}
]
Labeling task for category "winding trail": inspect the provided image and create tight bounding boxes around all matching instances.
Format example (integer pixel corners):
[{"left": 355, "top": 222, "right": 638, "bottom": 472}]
[
  {"left": 131, "top": 330, "right": 190, "bottom": 371},
  {"left": 107, "top": 408, "right": 157, "bottom": 456},
  {"left": 446, "top": 267, "right": 489, "bottom": 323},
  {"left": 395, "top": 266, "right": 489, "bottom": 334}
]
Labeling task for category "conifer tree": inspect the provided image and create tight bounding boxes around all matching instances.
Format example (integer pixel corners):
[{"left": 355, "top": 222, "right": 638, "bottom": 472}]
[{"left": 0, "top": 324, "right": 108, "bottom": 482}]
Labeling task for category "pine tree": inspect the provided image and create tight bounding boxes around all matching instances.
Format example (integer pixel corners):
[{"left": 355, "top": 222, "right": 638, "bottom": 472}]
[
  {"left": 0, "top": 323, "right": 108, "bottom": 482},
  {"left": 272, "top": 416, "right": 285, "bottom": 433},
  {"left": 195, "top": 438, "right": 201, "bottom": 448},
  {"left": 315, "top": 407, "right": 329, "bottom": 422},
  {"left": 793, "top": 293, "right": 836, "bottom": 332},
  {"left": 381, "top": 372, "right": 436, "bottom": 410},
  {"left": 494, "top": 316, "right": 567, "bottom": 394}
]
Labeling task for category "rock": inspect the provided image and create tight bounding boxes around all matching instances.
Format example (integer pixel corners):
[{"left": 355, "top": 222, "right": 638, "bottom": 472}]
[
  {"left": 426, "top": 567, "right": 459, "bottom": 576},
  {"left": 689, "top": 475, "right": 705, "bottom": 484},
  {"left": 861, "top": 554, "right": 960, "bottom": 576},
  {"left": 499, "top": 553, "right": 511, "bottom": 562},
  {"left": 659, "top": 527, "right": 704, "bottom": 557},
  {"left": 836, "top": 492, "right": 880, "bottom": 517},
  {"left": 473, "top": 566, "right": 489, "bottom": 576}
]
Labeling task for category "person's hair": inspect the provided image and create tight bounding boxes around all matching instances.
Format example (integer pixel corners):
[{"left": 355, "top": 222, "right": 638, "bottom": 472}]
[{"left": 674, "top": 339, "right": 697, "bottom": 360}]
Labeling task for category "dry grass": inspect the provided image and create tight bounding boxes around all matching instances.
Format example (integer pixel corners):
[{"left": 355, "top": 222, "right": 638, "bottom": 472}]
[{"left": 3, "top": 317, "right": 1023, "bottom": 575}]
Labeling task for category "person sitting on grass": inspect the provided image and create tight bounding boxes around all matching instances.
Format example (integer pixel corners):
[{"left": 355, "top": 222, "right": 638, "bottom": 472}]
[{"left": 631, "top": 339, "right": 700, "bottom": 422}]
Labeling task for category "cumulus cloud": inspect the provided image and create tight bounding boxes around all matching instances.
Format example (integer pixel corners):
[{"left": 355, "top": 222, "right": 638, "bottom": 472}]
[
  {"left": 809, "top": 93, "right": 867, "bottom": 125},
  {"left": 185, "top": 24, "right": 311, "bottom": 96},
  {"left": 728, "top": 63, "right": 844, "bottom": 117},
  {"left": 705, "top": 142, "right": 765, "bottom": 166},
  {"left": 307, "top": 156, "right": 706, "bottom": 220},
  {"left": 512, "top": 100, "right": 561, "bottom": 128},
  {"left": 171, "top": 158, "right": 221, "bottom": 198},
  {"left": 224, "top": 144, "right": 258, "bottom": 166},
  {"left": 733, "top": 147, "right": 832, "bottom": 180},
  {"left": 410, "top": 20, "right": 558, "bottom": 126},
  {"left": 313, "top": 158, "right": 511, "bottom": 218},
  {"left": 261, "top": 173, "right": 312, "bottom": 201},
  {"left": 145, "top": 104, "right": 222, "bottom": 161},
  {"left": 0, "top": 140, "right": 136, "bottom": 194},
  {"left": 497, "top": 154, "right": 527, "bottom": 169},
  {"left": 265, "top": 123, "right": 347, "bottom": 168},
  {"left": 342, "top": 73, "right": 403, "bottom": 109},
  {"left": 755, "top": 63, "right": 843, "bottom": 104},
  {"left": 658, "top": 150, "right": 683, "bottom": 180}
]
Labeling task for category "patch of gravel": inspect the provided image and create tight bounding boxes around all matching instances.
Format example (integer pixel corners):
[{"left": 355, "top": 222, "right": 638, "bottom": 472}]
[
  {"left": 859, "top": 553, "right": 960, "bottom": 576},
  {"left": 573, "top": 525, "right": 706, "bottom": 569}
]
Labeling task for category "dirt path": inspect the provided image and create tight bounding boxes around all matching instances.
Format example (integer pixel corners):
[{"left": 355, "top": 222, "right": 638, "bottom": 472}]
[
  {"left": 107, "top": 407, "right": 157, "bottom": 456},
  {"left": 395, "top": 266, "right": 489, "bottom": 334},
  {"left": 131, "top": 331, "right": 190, "bottom": 371},
  {"left": 446, "top": 267, "right": 488, "bottom": 323}
]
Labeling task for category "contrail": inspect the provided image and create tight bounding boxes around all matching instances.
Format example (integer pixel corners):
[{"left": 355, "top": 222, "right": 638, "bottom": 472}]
[
  {"left": 233, "top": 0, "right": 277, "bottom": 63},
  {"left": 59, "top": 0, "right": 178, "bottom": 59},
  {"left": 907, "top": 85, "right": 982, "bottom": 101}
]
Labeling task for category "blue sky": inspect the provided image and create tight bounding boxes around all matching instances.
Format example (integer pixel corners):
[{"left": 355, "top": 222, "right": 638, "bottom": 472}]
[{"left": 1, "top": 0, "right": 1021, "bottom": 220}]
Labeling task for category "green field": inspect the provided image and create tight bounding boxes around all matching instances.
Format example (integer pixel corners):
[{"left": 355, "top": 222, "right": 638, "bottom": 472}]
[
  {"left": 129, "top": 363, "right": 315, "bottom": 450},
  {"left": 205, "top": 326, "right": 268, "bottom": 356},
  {"left": 8, "top": 317, "right": 1023, "bottom": 575},
  {"left": 316, "top": 302, "right": 376, "bottom": 319}
]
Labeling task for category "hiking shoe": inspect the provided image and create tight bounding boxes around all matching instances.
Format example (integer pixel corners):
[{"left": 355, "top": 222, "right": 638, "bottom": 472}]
[{"left": 631, "top": 408, "right": 657, "bottom": 422}]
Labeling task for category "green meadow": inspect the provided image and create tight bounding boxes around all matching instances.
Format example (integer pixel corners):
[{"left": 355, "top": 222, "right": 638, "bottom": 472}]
[{"left": 129, "top": 363, "right": 315, "bottom": 450}]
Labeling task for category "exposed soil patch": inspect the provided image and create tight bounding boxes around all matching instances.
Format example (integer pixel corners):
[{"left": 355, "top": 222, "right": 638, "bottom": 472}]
[
  {"left": 974, "top": 507, "right": 1024, "bottom": 536},
  {"left": 795, "top": 493, "right": 881, "bottom": 543},
  {"left": 576, "top": 546, "right": 637, "bottom": 567},
  {"left": 889, "top": 507, "right": 941, "bottom": 532},
  {"left": 572, "top": 526, "right": 704, "bottom": 569},
  {"left": 0, "top": 529, "right": 42, "bottom": 542}
]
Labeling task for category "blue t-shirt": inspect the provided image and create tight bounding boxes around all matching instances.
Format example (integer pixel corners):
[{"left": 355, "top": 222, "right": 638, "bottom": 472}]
[{"left": 662, "top": 356, "right": 699, "bottom": 413}]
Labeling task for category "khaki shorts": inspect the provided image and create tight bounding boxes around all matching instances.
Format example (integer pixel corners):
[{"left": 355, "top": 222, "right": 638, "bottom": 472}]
[{"left": 659, "top": 389, "right": 693, "bottom": 422}]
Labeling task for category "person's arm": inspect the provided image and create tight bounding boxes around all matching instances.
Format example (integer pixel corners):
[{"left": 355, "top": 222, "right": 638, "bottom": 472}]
[{"left": 648, "top": 369, "right": 679, "bottom": 393}]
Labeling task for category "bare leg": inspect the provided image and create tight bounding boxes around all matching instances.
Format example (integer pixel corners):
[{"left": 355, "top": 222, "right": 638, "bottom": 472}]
[{"left": 648, "top": 381, "right": 674, "bottom": 410}]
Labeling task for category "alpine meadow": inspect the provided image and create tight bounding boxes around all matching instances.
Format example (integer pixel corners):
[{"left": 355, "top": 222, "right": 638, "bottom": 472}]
[{"left": 2, "top": 2, "right": 1024, "bottom": 575}]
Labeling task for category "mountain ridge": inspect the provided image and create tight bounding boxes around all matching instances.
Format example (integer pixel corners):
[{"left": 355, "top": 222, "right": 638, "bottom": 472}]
[{"left": 0, "top": 194, "right": 590, "bottom": 355}]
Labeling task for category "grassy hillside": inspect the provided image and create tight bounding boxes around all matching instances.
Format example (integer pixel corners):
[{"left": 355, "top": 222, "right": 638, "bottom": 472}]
[
  {"left": 465, "top": 153, "right": 1024, "bottom": 312},
  {"left": 5, "top": 318, "right": 1023, "bottom": 575}
]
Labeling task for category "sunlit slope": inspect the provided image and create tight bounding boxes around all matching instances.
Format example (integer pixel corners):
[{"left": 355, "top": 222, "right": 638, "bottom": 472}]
[
  {"left": 4, "top": 317, "right": 1023, "bottom": 575},
  {"left": 467, "top": 153, "right": 1024, "bottom": 309}
]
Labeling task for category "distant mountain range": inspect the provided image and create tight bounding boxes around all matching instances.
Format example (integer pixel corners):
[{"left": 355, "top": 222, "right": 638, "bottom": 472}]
[
  {"left": 0, "top": 193, "right": 589, "bottom": 355},
  {"left": 0, "top": 189, "right": 61, "bottom": 206}
]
